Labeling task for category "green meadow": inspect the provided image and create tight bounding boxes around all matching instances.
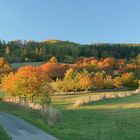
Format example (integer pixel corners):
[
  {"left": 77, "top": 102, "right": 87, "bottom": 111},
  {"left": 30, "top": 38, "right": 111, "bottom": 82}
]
[
  {"left": 1, "top": 91, "right": 140, "bottom": 140},
  {"left": 0, "top": 125, "right": 11, "bottom": 140},
  {"left": 11, "top": 62, "right": 42, "bottom": 69}
]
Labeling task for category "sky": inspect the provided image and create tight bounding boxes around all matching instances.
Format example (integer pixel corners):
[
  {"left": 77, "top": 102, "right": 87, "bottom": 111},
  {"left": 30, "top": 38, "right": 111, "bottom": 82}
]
[{"left": 0, "top": 0, "right": 140, "bottom": 44}]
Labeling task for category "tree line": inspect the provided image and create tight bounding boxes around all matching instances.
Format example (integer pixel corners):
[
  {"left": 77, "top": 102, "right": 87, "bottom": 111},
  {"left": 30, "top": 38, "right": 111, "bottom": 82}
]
[
  {"left": 0, "top": 55, "right": 140, "bottom": 122},
  {"left": 1, "top": 56, "right": 140, "bottom": 95},
  {"left": 1, "top": 39, "right": 140, "bottom": 63}
]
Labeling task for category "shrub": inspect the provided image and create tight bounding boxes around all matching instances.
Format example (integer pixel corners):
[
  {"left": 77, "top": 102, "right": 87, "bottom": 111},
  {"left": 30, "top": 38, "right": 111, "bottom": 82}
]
[
  {"left": 45, "top": 106, "right": 61, "bottom": 126},
  {"left": 121, "top": 72, "right": 138, "bottom": 89}
]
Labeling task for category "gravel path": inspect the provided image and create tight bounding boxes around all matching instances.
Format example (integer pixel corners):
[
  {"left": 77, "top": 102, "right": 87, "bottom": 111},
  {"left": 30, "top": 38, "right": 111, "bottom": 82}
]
[{"left": 0, "top": 112, "right": 58, "bottom": 140}]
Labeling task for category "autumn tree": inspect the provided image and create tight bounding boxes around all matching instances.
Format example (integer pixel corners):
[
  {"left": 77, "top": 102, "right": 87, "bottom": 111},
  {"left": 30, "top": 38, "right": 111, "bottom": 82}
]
[
  {"left": 0, "top": 57, "right": 12, "bottom": 83},
  {"left": 93, "top": 72, "right": 105, "bottom": 89},
  {"left": 113, "top": 76, "right": 122, "bottom": 88},
  {"left": 104, "top": 75, "right": 114, "bottom": 89},
  {"left": 133, "top": 54, "right": 140, "bottom": 65},
  {"left": 39, "top": 48, "right": 43, "bottom": 55},
  {"left": 2, "top": 66, "right": 52, "bottom": 105},
  {"left": 75, "top": 70, "right": 93, "bottom": 91},
  {"left": 0, "top": 57, "right": 6, "bottom": 67},
  {"left": 40, "top": 61, "right": 69, "bottom": 80},
  {"left": 52, "top": 68, "right": 77, "bottom": 92},
  {"left": 121, "top": 72, "right": 138, "bottom": 89},
  {"left": 5, "top": 46, "right": 10, "bottom": 55},
  {"left": 50, "top": 56, "right": 58, "bottom": 63},
  {"left": 40, "top": 63, "right": 61, "bottom": 80},
  {"left": 35, "top": 47, "right": 39, "bottom": 54}
]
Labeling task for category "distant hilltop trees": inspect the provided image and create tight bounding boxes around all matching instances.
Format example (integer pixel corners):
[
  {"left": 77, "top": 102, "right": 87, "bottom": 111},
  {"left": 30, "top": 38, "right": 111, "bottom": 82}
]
[{"left": 0, "top": 39, "right": 140, "bottom": 63}]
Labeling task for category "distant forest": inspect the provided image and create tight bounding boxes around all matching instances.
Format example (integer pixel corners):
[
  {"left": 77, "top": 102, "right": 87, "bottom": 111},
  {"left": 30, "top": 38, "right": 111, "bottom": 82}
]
[{"left": 0, "top": 39, "right": 140, "bottom": 63}]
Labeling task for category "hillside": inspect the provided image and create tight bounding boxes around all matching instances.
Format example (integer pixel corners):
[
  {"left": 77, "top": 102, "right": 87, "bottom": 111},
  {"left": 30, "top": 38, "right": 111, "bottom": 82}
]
[{"left": 0, "top": 39, "right": 140, "bottom": 63}]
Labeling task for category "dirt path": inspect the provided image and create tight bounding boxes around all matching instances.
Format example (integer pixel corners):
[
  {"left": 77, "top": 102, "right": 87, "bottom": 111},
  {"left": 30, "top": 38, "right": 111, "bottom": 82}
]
[{"left": 0, "top": 112, "right": 58, "bottom": 140}]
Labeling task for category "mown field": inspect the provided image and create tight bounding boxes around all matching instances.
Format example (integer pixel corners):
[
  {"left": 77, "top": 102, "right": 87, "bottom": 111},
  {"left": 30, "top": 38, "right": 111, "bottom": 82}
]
[{"left": 1, "top": 91, "right": 140, "bottom": 140}]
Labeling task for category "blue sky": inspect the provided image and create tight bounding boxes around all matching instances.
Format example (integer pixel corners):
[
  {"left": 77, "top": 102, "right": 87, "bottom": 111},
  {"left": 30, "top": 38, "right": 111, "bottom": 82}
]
[{"left": 0, "top": 0, "right": 140, "bottom": 44}]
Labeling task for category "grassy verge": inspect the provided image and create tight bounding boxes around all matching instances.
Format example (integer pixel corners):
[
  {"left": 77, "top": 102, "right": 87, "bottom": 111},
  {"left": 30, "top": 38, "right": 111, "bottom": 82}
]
[
  {"left": 1, "top": 91, "right": 140, "bottom": 140},
  {"left": 0, "top": 125, "right": 11, "bottom": 140}
]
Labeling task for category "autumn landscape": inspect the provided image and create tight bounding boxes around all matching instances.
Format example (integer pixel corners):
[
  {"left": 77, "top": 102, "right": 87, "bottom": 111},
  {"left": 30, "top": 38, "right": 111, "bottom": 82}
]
[{"left": 1, "top": 0, "right": 140, "bottom": 140}]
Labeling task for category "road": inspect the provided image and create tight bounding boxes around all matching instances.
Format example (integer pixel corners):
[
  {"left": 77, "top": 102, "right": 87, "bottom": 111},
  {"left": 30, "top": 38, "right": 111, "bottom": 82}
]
[{"left": 0, "top": 112, "right": 58, "bottom": 140}]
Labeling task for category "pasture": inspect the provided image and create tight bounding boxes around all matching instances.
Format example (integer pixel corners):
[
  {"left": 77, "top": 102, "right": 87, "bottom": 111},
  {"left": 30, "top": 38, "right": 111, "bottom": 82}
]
[{"left": 1, "top": 91, "right": 140, "bottom": 140}]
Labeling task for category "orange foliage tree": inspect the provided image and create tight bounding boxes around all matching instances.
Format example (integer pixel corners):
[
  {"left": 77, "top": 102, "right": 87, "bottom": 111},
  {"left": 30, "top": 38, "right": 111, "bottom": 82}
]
[
  {"left": 2, "top": 65, "right": 52, "bottom": 105},
  {"left": 0, "top": 57, "right": 12, "bottom": 83},
  {"left": 40, "top": 62, "right": 69, "bottom": 80}
]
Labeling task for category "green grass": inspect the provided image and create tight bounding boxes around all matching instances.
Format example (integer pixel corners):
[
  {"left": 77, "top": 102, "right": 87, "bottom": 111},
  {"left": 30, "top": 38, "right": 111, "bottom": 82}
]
[
  {"left": 0, "top": 91, "right": 4, "bottom": 98},
  {"left": 11, "top": 62, "right": 42, "bottom": 69},
  {"left": 1, "top": 91, "right": 140, "bottom": 140},
  {"left": 0, "top": 125, "right": 11, "bottom": 140}
]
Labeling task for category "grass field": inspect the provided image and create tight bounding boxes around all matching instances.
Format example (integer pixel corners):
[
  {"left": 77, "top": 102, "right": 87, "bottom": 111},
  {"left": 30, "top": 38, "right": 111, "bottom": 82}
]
[
  {"left": 11, "top": 62, "right": 42, "bottom": 69},
  {"left": 0, "top": 91, "right": 4, "bottom": 98},
  {"left": 1, "top": 91, "right": 140, "bottom": 140},
  {"left": 0, "top": 125, "right": 11, "bottom": 140}
]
